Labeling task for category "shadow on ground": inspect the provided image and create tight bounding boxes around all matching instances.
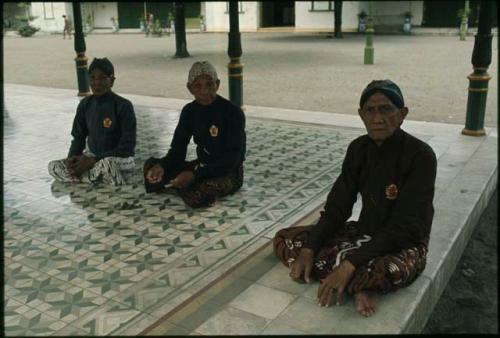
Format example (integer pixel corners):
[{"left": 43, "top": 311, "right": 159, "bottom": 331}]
[{"left": 423, "top": 190, "right": 498, "bottom": 334}]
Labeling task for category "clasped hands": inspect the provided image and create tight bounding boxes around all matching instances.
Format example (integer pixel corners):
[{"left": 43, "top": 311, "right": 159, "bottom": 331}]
[
  {"left": 65, "top": 155, "right": 97, "bottom": 179},
  {"left": 146, "top": 164, "right": 194, "bottom": 188},
  {"left": 289, "top": 248, "right": 356, "bottom": 307}
]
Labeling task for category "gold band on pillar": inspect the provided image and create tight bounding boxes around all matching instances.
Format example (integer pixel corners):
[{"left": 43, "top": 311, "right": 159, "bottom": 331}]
[
  {"left": 468, "top": 87, "right": 489, "bottom": 92},
  {"left": 75, "top": 54, "right": 88, "bottom": 68},
  {"left": 462, "top": 128, "right": 486, "bottom": 136},
  {"left": 467, "top": 74, "right": 492, "bottom": 81},
  {"left": 75, "top": 54, "right": 88, "bottom": 61},
  {"left": 228, "top": 63, "right": 243, "bottom": 69}
]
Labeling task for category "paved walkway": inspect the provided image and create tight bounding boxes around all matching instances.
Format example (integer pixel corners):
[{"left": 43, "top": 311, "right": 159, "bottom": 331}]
[
  {"left": 3, "top": 33, "right": 498, "bottom": 127},
  {"left": 3, "top": 84, "right": 497, "bottom": 335}
]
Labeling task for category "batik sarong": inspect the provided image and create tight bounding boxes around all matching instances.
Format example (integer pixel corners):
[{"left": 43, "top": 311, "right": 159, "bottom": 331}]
[
  {"left": 273, "top": 223, "right": 427, "bottom": 294},
  {"left": 143, "top": 157, "right": 243, "bottom": 208},
  {"left": 48, "top": 150, "right": 135, "bottom": 186}
]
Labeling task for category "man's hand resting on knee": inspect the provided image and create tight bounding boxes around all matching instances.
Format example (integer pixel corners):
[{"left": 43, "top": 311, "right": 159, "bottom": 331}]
[
  {"left": 289, "top": 248, "right": 314, "bottom": 284},
  {"left": 67, "top": 155, "right": 97, "bottom": 178},
  {"left": 171, "top": 171, "right": 194, "bottom": 189},
  {"left": 146, "top": 164, "right": 165, "bottom": 184},
  {"left": 317, "top": 260, "right": 355, "bottom": 307}
]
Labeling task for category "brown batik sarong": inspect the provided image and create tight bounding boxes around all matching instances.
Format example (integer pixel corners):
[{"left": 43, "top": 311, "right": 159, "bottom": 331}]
[
  {"left": 143, "top": 157, "right": 243, "bottom": 208},
  {"left": 273, "top": 223, "right": 427, "bottom": 294}
]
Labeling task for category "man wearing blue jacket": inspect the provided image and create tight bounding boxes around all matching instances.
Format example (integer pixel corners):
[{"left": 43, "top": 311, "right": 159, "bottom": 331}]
[
  {"left": 144, "top": 61, "right": 246, "bottom": 208},
  {"left": 49, "top": 58, "right": 136, "bottom": 185}
]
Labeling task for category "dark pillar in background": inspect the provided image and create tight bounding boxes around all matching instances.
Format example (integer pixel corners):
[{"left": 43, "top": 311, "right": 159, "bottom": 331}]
[
  {"left": 462, "top": 0, "right": 493, "bottom": 136},
  {"left": 174, "top": 2, "right": 190, "bottom": 58},
  {"left": 334, "top": 0, "right": 343, "bottom": 38},
  {"left": 227, "top": 1, "right": 243, "bottom": 109},
  {"left": 364, "top": 2, "right": 374, "bottom": 65},
  {"left": 72, "top": 2, "right": 90, "bottom": 96}
]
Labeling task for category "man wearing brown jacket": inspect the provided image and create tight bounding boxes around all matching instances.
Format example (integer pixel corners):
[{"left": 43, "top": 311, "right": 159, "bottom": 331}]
[{"left": 273, "top": 80, "right": 437, "bottom": 317}]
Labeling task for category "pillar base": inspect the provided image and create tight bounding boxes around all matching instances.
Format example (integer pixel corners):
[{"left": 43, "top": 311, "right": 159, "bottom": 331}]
[
  {"left": 364, "top": 48, "right": 374, "bottom": 65},
  {"left": 77, "top": 91, "right": 91, "bottom": 97},
  {"left": 174, "top": 52, "right": 190, "bottom": 58},
  {"left": 462, "top": 128, "right": 486, "bottom": 136}
]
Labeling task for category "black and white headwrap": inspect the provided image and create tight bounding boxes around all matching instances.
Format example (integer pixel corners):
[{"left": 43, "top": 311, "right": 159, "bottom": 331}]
[
  {"left": 187, "top": 61, "right": 218, "bottom": 85},
  {"left": 360, "top": 79, "right": 405, "bottom": 109}
]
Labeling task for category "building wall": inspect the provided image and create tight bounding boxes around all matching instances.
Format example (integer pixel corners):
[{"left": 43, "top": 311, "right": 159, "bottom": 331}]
[
  {"left": 295, "top": 1, "right": 423, "bottom": 31},
  {"left": 28, "top": 1, "right": 425, "bottom": 33},
  {"left": 358, "top": 1, "right": 424, "bottom": 27},
  {"left": 90, "top": 2, "right": 117, "bottom": 28},
  {"left": 30, "top": 2, "right": 73, "bottom": 33},
  {"left": 205, "top": 1, "right": 259, "bottom": 32},
  {"left": 295, "top": 1, "right": 361, "bottom": 31}
]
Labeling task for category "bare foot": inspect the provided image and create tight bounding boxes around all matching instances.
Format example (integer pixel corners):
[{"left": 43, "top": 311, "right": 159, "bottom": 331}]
[{"left": 354, "top": 291, "right": 378, "bottom": 317}]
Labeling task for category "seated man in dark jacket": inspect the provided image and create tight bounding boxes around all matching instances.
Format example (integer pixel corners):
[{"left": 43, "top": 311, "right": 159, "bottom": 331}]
[
  {"left": 48, "top": 57, "right": 136, "bottom": 185},
  {"left": 144, "top": 61, "right": 246, "bottom": 208},
  {"left": 273, "top": 80, "right": 437, "bottom": 317}
]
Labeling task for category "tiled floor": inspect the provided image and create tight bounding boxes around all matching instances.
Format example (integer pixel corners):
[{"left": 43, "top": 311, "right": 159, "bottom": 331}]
[
  {"left": 4, "top": 85, "right": 365, "bottom": 335},
  {"left": 4, "top": 84, "right": 497, "bottom": 335}
]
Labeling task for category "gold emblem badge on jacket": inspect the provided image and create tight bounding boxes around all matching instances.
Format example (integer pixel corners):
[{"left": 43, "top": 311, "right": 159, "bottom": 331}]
[
  {"left": 385, "top": 184, "right": 398, "bottom": 200},
  {"left": 209, "top": 125, "right": 218, "bottom": 137},
  {"left": 103, "top": 117, "right": 113, "bottom": 128}
]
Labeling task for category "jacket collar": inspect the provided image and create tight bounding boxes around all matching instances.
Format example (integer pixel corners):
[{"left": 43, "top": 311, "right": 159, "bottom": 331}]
[{"left": 93, "top": 91, "right": 113, "bottom": 103}]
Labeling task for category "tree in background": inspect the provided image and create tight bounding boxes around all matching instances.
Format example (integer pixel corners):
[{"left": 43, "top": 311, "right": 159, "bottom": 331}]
[{"left": 16, "top": 2, "right": 39, "bottom": 37}]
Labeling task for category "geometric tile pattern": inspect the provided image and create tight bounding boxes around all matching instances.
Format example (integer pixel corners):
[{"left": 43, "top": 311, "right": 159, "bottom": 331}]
[{"left": 4, "top": 89, "right": 362, "bottom": 335}]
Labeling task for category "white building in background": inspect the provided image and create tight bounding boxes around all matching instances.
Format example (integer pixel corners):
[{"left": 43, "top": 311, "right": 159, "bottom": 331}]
[
  {"left": 29, "top": 2, "right": 118, "bottom": 33},
  {"left": 26, "top": 1, "right": 431, "bottom": 34},
  {"left": 28, "top": 2, "right": 73, "bottom": 33},
  {"left": 204, "top": 2, "right": 260, "bottom": 32}
]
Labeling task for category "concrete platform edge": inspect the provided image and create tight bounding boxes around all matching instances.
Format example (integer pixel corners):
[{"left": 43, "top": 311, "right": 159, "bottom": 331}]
[{"left": 402, "top": 160, "right": 498, "bottom": 333}]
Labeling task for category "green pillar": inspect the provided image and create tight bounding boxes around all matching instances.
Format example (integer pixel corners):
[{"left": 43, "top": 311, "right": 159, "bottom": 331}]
[
  {"left": 72, "top": 2, "right": 90, "bottom": 96},
  {"left": 462, "top": 0, "right": 493, "bottom": 136},
  {"left": 227, "top": 1, "right": 243, "bottom": 109},
  {"left": 459, "top": 1, "right": 470, "bottom": 41},
  {"left": 364, "top": 3, "right": 374, "bottom": 65},
  {"left": 174, "top": 2, "right": 190, "bottom": 58},
  {"left": 334, "top": 0, "right": 343, "bottom": 38}
]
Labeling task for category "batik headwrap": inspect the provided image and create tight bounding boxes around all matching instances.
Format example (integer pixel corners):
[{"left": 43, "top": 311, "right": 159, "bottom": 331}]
[
  {"left": 360, "top": 79, "right": 405, "bottom": 109},
  {"left": 188, "top": 61, "right": 218, "bottom": 85}
]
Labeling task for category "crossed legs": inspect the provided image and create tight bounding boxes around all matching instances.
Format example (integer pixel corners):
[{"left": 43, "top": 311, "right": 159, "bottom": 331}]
[{"left": 273, "top": 224, "right": 427, "bottom": 317}]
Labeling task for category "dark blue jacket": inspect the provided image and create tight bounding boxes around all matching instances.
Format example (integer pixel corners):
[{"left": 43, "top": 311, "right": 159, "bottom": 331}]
[
  {"left": 68, "top": 91, "right": 136, "bottom": 159},
  {"left": 159, "top": 95, "right": 246, "bottom": 179}
]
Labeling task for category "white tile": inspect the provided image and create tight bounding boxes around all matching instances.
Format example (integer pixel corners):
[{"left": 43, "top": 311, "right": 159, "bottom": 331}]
[
  {"left": 261, "top": 320, "right": 307, "bottom": 334},
  {"left": 271, "top": 296, "right": 343, "bottom": 334},
  {"left": 195, "top": 306, "right": 269, "bottom": 335},
  {"left": 229, "top": 283, "right": 296, "bottom": 319},
  {"left": 256, "top": 263, "right": 311, "bottom": 295}
]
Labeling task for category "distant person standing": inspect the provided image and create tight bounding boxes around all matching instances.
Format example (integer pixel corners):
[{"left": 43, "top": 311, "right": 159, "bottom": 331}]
[
  {"left": 145, "top": 13, "right": 154, "bottom": 37},
  {"left": 111, "top": 16, "right": 119, "bottom": 33},
  {"left": 168, "top": 11, "right": 175, "bottom": 34},
  {"left": 62, "top": 14, "right": 71, "bottom": 39}
]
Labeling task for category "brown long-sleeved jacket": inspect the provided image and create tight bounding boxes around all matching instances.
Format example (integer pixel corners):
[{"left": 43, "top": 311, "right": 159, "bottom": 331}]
[{"left": 304, "top": 128, "right": 437, "bottom": 268}]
